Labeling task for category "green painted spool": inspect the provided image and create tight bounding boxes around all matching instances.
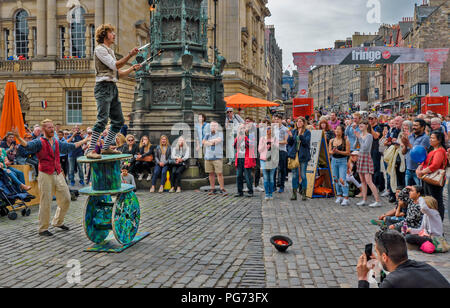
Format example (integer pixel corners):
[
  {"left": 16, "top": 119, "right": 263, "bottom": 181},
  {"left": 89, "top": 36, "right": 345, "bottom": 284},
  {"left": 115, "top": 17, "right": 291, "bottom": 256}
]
[{"left": 91, "top": 160, "right": 121, "bottom": 191}]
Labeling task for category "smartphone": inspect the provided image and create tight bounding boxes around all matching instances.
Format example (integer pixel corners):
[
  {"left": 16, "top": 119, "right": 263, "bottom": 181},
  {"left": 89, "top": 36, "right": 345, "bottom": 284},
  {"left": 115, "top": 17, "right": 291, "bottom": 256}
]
[{"left": 365, "top": 243, "right": 373, "bottom": 260}]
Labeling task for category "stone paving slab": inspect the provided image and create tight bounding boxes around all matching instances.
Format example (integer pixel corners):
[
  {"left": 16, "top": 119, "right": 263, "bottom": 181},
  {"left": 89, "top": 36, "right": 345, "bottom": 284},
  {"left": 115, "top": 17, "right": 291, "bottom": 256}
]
[
  {"left": 0, "top": 182, "right": 449, "bottom": 288},
  {"left": 262, "top": 190, "right": 450, "bottom": 288},
  {"left": 0, "top": 188, "right": 264, "bottom": 288}
]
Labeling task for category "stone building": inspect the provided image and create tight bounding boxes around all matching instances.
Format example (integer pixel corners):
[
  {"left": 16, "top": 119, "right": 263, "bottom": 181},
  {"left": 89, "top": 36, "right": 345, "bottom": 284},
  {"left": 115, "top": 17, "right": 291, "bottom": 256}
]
[
  {"left": 403, "top": 0, "right": 450, "bottom": 111},
  {"left": 265, "top": 25, "right": 282, "bottom": 102},
  {"left": 203, "top": 0, "right": 271, "bottom": 121},
  {"left": 0, "top": 0, "right": 150, "bottom": 128}
]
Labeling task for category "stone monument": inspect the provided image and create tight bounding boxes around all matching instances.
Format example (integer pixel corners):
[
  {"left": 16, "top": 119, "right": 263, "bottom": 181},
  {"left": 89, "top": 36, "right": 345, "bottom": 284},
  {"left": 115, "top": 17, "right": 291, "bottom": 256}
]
[{"left": 129, "top": 0, "right": 231, "bottom": 189}]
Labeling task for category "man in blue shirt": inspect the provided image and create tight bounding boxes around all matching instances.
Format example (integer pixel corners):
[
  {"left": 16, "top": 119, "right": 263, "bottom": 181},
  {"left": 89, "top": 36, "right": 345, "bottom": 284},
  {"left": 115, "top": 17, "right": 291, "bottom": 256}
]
[
  {"left": 203, "top": 121, "right": 226, "bottom": 195},
  {"left": 345, "top": 112, "right": 362, "bottom": 151},
  {"left": 67, "top": 126, "right": 85, "bottom": 186},
  {"left": 401, "top": 119, "right": 430, "bottom": 186}
]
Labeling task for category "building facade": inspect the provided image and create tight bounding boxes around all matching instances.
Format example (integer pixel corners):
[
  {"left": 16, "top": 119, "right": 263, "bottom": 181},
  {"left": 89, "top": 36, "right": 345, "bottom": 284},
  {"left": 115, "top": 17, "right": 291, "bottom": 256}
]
[
  {"left": 0, "top": 0, "right": 150, "bottom": 128},
  {"left": 204, "top": 0, "right": 271, "bottom": 121},
  {"left": 265, "top": 25, "right": 282, "bottom": 102}
]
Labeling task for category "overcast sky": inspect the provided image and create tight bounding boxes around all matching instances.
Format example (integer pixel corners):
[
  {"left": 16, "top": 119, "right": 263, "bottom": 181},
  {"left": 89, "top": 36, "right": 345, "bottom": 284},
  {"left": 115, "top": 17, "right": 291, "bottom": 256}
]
[{"left": 265, "top": 0, "right": 422, "bottom": 71}]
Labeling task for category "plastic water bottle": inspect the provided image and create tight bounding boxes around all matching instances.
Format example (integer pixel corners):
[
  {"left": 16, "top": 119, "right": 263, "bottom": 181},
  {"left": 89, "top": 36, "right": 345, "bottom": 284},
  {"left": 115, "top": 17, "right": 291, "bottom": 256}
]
[{"left": 401, "top": 221, "right": 408, "bottom": 235}]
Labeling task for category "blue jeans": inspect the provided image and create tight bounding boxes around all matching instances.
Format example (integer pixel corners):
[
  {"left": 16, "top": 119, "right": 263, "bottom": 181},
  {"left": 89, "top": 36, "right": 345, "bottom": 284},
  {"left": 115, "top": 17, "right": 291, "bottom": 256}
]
[
  {"left": 261, "top": 160, "right": 276, "bottom": 197},
  {"left": 405, "top": 169, "right": 420, "bottom": 186},
  {"left": 292, "top": 162, "right": 307, "bottom": 191},
  {"left": 69, "top": 155, "right": 84, "bottom": 183},
  {"left": 331, "top": 157, "right": 349, "bottom": 197},
  {"left": 6, "top": 167, "right": 25, "bottom": 188},
  {"left": 236, "top": 158, "right": 253, "bottom": 195},
  {"left": 8, "top": 167, "right": 25, "bottom": 184},
  {"left": 152, "top": 164, "right": 169, "bottom": 186}
]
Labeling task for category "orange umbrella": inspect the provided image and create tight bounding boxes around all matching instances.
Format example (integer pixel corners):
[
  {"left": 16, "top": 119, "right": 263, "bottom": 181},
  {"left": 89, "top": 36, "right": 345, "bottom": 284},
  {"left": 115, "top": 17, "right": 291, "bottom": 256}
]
[
  {"left": 0, "top": 81, "right": 26, "bottom": 140},
  {"left": 225, "top": 93, "right": 280, "bottom": 109}
]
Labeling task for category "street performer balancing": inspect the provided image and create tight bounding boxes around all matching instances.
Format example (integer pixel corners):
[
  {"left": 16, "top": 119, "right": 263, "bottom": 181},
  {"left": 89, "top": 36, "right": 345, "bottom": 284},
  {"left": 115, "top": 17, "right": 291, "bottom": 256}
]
[
  {"left": 13, "top": 120, "right": 89, "bottom": 236},
  {"left": 86, "top": 24, "right": 141, "bottom": 159}
]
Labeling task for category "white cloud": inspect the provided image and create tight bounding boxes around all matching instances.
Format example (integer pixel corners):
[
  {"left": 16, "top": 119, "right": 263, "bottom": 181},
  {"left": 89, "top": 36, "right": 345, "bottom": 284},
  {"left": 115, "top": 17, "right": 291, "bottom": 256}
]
[{"left": 265, "top": 0, "right": 418, "bottom": 70}]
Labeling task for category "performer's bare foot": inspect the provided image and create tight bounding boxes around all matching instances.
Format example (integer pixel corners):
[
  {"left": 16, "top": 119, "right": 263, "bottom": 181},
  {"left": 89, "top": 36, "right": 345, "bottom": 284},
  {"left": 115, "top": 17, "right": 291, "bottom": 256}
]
[
  {"left": 101, "top": 148, "right": 122, "bottom": 155},
  {"left": 20, "top": 184, "right": 32, "bottom": 191},
  {"left": 87, "top": 151, "right": 102, "bottom": 159}
]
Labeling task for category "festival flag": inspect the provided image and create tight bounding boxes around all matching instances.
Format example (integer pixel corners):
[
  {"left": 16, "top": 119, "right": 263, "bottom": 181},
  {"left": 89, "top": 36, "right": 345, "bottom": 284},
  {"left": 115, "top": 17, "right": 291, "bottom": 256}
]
[{"left": 41, "top": 100, "right": 48, "bottom": 109}]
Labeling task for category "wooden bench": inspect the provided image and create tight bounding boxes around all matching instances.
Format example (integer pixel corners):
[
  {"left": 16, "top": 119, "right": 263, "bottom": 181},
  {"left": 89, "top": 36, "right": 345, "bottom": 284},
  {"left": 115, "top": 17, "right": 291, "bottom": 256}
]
[{"left": 9, "top": 165, "right": 40, "bottom": 208}]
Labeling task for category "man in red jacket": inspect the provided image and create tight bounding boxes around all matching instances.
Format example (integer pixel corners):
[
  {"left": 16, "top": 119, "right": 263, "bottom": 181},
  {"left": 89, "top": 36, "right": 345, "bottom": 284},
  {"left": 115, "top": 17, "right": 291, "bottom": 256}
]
[{"left": 13, "top": 119, "right": 89, "bottom": 236}]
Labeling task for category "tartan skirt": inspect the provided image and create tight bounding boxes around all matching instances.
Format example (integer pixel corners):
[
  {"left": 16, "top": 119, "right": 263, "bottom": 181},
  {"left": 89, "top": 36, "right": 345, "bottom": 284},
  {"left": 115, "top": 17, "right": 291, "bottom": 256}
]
[{"left": 357, "top": 152, "right": 374, "bottom": 174}]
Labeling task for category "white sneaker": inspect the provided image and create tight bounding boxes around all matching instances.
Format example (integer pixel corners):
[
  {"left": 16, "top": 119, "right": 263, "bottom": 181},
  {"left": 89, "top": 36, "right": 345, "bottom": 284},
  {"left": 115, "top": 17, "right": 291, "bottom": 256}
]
[
  {"left": 256, "top": 186, "right": 264, "bottom": 192},
  {"left": 357, "top": 200, "right": 367, "bottom": 206},
  {"left": 265, "top": 197, "right": 270, "bottom": 201},
  {"left": 146, "top": 174, "right": 152, "bottom": 181},
  {"left": 369, "top": 201, "right": 382, "bottom": 208},
  {"left": 138, "top": 174, "right": 144, "bottom": 181},
  {"left": 341, "top": 199, "right": 350, "bottom": 206},
  {"left": 381, "top": 190, "right": 390, "bottom": 197},
  {"left": 335, "top": 197, "right": 343, "bottom": 204},
  {"left": 243, "top": 187, "right": 249, "bottom": 192}
]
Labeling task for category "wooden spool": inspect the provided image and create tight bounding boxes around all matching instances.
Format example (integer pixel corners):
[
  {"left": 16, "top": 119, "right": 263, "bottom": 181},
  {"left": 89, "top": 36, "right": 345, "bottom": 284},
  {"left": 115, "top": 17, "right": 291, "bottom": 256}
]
[{"left": 78, "top": 154, "right": 141, "bottom": 246}]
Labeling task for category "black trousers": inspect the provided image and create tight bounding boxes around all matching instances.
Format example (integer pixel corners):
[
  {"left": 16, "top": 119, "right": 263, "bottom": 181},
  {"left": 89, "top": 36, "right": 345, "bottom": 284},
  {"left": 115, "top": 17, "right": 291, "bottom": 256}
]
[
  {"left": 171, "top": 165, "right": 186, "bottom": 189},
  {"left": 405, "top": 234, "right": 432, "bottom": 247},
  {"left": 135, "top": 161, "right": 154, "bottom": 175},
  {"left": 371, "top": 151, "right": 385, "bottom": 192},
  {"left": 423, "top": 182, "right": 445, "bottom": 221}
]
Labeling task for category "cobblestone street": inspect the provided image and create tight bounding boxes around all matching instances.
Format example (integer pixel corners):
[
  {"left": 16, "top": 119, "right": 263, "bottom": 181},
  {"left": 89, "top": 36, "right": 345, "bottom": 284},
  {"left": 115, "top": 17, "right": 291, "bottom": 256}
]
[{"left": 0, "top": 184, "right": 448, "bottom": 288}]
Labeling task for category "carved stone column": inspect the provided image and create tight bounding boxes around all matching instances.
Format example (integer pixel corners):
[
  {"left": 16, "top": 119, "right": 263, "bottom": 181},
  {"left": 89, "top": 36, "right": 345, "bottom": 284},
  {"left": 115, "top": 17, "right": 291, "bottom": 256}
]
[
  {"left": 64, "top": 25, "right": 70, "bottom": 57},
  {"left": 47, "top": 0, "right": 57, "bottom": 57},
  {"left": 8, "top": 29, "right": 14, "bottom": 57},
  {"left": 95, "top": 0, "right": 104, "bottom": 28},
  {"left": 28, "top": 29, "right": 34, "bottom": 59},
  {"left": 85, "top": 25, "right": 91, "bottom": 58},
  {"left": 36, "top": 0, "right": 46, "bottom": 57}
]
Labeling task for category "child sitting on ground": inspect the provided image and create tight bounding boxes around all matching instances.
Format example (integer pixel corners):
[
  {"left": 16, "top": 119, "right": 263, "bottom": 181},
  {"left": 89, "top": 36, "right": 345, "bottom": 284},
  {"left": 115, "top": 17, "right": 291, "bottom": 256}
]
[
  {"left": 121, "top": 166, "right": 136, "bottom": 192},
  {"left": 389, "top": 185, "right": 423, "bottom": 232},
  {"left": 370, "top": 186, "right": 407, "bottom": 227},
  {"left": 404, "top": 196, "right": 444, "bottom": 250}
]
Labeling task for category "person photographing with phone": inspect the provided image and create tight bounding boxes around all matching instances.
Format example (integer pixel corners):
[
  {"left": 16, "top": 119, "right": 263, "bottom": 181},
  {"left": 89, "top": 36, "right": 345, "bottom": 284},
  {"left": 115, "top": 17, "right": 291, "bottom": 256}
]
[
  {"left": 357, "top": 230, "right": 449, "bottom": 288},
  {"left": 86, "top": 24, "right": 142, "bottom": 160}
]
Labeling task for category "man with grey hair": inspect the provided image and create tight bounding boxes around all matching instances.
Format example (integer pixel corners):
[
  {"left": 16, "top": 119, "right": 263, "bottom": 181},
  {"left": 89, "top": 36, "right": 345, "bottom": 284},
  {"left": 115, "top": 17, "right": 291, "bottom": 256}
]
[{"left": 430, "top": 117, "right": 448, "bottom": 142}]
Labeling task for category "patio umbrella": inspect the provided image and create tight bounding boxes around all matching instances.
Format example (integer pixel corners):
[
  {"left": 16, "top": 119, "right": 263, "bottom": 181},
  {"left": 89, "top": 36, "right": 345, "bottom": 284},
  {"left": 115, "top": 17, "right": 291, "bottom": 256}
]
[
  {"left": 225, "top": 93, "right": 280, "bottom": 109},
  {"left": 0, "top": 81, "right": 26, "bottom": 140}
]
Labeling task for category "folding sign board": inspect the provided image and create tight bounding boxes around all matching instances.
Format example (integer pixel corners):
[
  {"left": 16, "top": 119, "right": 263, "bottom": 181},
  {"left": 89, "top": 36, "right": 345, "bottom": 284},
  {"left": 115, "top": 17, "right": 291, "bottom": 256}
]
[{"left": 305, "top": 130, "right": 335, "bottom": 199}]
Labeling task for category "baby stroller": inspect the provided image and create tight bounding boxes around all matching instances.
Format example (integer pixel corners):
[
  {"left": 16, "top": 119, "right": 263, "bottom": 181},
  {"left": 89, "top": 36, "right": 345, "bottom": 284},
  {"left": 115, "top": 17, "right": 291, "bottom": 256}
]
[{"left": 0, "top": 168, "right": 35, "bottom": 220}]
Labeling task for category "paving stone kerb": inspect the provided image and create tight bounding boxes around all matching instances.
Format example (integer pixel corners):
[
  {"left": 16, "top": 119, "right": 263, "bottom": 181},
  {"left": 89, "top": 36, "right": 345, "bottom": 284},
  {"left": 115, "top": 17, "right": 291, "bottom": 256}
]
[{"left": 0, "top": 185, "right": 448, "bottom": 288}]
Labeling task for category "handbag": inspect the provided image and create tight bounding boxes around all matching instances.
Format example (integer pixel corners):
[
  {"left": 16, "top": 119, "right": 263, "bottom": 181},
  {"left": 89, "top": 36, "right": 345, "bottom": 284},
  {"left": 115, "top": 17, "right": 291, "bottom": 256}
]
[
  {"left": 432, "top": 236, "right": 450, "bottom": 253},
  {"left": 421, "top": 151, "right": 447, "bottom": 187},
  {"left": 421, "top": 169, "right": 446, "bottom": 187},
  {"left": 137, "top": 155, "right": 153, "bottom": 162},
  {"left": 288, "top": 153, "right": 299, "bottom": 170}
]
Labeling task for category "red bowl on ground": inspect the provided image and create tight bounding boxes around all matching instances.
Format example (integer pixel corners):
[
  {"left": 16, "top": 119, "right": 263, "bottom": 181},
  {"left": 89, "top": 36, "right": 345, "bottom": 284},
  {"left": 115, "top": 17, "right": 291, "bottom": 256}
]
[{"left": 270, "top": 235, "right": 293, "bottom": 252}]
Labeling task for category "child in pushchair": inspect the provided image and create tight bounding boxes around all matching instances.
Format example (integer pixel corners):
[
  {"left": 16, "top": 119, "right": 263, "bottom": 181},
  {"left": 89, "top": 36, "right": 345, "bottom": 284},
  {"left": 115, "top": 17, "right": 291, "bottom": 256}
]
[{"left": 0, "top": 167, "right": 36, "bottom": 220}]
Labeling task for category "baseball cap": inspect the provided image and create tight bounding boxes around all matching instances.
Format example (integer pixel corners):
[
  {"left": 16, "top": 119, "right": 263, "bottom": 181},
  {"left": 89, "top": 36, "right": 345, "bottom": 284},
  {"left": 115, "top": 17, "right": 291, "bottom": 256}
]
[
  {"left": 226, "top": 107, "right": 234, "bottom": 112},
  {"left": 369, "top": 113, "right": 377, "bottom": 119},
  {"left": 351, "top": 151, "right": 359, "bottom": 156}
]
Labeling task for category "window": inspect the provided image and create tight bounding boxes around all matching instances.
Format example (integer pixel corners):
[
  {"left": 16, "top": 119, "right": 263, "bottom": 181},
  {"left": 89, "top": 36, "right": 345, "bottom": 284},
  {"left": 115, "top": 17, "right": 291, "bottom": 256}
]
[
  {"left": 69, "top": 7, "right": 86, "bottom": 58},
  {"left": 66, "top": 90, "right": 82, "bottom": 124},
  {"left": 15, "top": 10, "right": 29, "bottom": 58}
]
